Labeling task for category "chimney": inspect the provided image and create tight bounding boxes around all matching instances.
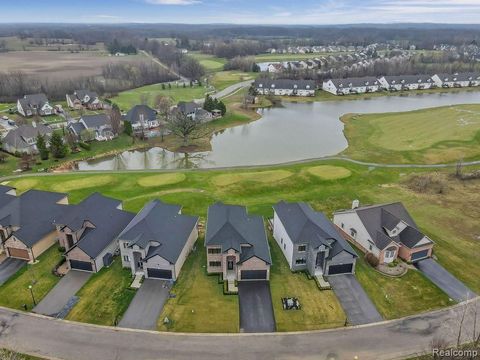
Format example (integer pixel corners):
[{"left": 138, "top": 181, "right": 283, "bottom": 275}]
[{"left": 352, "top": 199, "right": 360, "bottom": 209}]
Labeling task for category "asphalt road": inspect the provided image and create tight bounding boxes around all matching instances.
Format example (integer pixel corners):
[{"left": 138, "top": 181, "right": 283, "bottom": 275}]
[
  {"left": 0, "top": 298, "right": 479, "bottom": 360},
  {"left": 238, "top": 281, "right": 275, "bottom": 333},
  {"left": 328, "top": 274, "right": 383, "bottom": 325},
  {"left": 0, "top": 258, "right": 26, "bottom": 286},
  {"left": 118, "top": 279, "right": 170, "bottom": 330},
  {"left": 416, "top": 259, "right": 477, "bottom": 302},
  {"left": 33, "top": 271, "right": 91, "bottom": 317}
]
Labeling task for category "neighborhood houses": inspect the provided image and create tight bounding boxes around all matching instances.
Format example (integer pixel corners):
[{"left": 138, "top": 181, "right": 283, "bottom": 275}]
[
  {"left": 17, "top": 94, "right": 54, "bottom": 117},
  {"left": 123, "top": 104, "right": 160, "bottom": 133},
  {"left": 253, "top": 79, "right": 316, "bottom": 96},
  {"left": 66, "top": 90, "right": 103, "bottom": 110},
  {"left": 2, "top": 123, "right": 52, "bottom": 154},
  {"left": 68, "top": 114, "right": 113, "bottom": 141}
]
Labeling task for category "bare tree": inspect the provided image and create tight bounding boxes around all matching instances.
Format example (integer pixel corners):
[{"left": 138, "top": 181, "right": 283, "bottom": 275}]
[
  {"left": 139, "top": 93, "right": 150, "bottom": 106},
  {"left": 107, "top": 104, "right": 122, "bottom": 136},
  {"left": 166, "top": 111, "right": 207, "bottom": 146},
  {"left": 155, "top": 95, "right": 172, "bottom": 119}
]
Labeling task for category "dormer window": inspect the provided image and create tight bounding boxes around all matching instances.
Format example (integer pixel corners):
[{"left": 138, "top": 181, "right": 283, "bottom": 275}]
[
  {"left": 350, "top": 228, "right": 357, "bottom": 238},
  {"left": 298, "top": 245, "right": 306, "bottom": 252},
  {"left": 271, "top": 84, "right": 275, "bottom": 88},
  {"left": 306, "top": 85, "right": 310, "bottom": 89},
  {"left": 294, "top": 84, "right": 298, "bottom": 89}
]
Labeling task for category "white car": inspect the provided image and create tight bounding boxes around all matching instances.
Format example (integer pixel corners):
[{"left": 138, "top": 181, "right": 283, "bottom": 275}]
[{"left": 1, "top": 116, "right": 8, "bottom": 120}]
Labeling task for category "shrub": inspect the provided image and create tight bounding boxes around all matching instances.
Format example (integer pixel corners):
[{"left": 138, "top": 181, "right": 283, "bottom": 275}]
[
  {"left": 78, "top": 142, "right": 91, "bottom": 151},
  {"left": 365, "top": 252, "right": 379, "bottom": 268}
]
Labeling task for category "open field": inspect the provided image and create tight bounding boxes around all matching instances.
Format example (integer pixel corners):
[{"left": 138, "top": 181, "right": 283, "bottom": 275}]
[
  {"left": 66, "top": 259, "right": 136, "bottom": 326},
  {"left": 188, "top": 51, "right": 227, "bottom": 72},
  {"left": 0, "top": 50, "right": 146, "bottom": 81},
  {"left": 2, "top": 160, "right": 478, "bottom": 332},
  {"left": 342, "top": 104, "right": 480, "bottom": 164},
  {"left": 0, "top": 246, "right": 62, "bottom": 310},
  {"left": 0, "top": 36, "right": 105, "bottom": 52},
  {"left": 210, "top": 70, "right": 257, "bottom": 91}
]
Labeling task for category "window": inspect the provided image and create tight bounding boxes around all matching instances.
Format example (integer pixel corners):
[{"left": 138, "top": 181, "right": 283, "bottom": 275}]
[
  {"left": 341, "top": 223, "right": 344, "bottom": 229},
  {"left": 123, "top": 255, "right": 130, "bottom": 262},
  {"left": 123, "top": 242, "right": 128, "bottom": 248},
  {"left": 295, "top": 258, "right": 306, "bottom": 265},
  {"left": 283, "top": 244, "right": 286, "bottom": 250},
  {"left": 280, "top": 238, "right": 283, "bottom": 244},
  {"left": 298, "top": 245, "right": 306, "bottom": 252},
  {"left": 385, "top": 249, "right": 396, "bottom": 258},
  {"left": 208, "top": 248, "right": 221, "bottom": 254},
  {"left": 209, "top": 261, "right": 221, "bottom": 267},
  {"left": 369, "top": 244, "right": 373, "bottom": 251},
  {"left": 350, "top": 228, "right": 357, "bottom": 238}
]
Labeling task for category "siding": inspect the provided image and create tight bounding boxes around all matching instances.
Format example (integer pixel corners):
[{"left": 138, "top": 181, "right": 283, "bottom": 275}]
[{"left": 173, "top": 226, "right": 198, "bottom": 280}]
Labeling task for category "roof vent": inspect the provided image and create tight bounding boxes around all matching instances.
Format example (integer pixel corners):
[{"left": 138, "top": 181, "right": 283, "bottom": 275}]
[{"left": 352, "top": 200, "right": 360, "bottom": 209}]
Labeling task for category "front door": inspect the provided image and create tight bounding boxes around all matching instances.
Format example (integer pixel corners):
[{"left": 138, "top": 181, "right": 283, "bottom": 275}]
[
  {"left": 316, "top": 251, "right": 325, "bottom": 270},
  {"left": 227, "top": 260, "right": 234, "bottom": 270}
]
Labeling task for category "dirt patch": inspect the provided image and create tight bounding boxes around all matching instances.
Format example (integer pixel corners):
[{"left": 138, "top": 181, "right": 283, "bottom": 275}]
[{"left": 405, "top": 173, "right": 448, "bottom": 194}]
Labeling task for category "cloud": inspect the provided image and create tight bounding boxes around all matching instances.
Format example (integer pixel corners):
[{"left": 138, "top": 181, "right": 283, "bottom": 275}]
[
  {"left": 145, "top": 0, "right": 201, "bottom": 5},
  {"left": 91, "top": 14, "right": 123, "bottom": 19}
]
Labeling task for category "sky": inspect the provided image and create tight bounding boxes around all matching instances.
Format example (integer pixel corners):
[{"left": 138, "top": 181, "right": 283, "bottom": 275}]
[{"left": 1, "top": 0, "right": 479, "bottom": 24}]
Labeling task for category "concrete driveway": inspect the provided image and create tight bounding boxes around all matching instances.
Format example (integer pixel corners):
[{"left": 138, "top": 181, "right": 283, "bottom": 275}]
[
  {"left": 33, "top": 271, "right": 91, "bottom": 317},
  {"left": 118, "top": 279, "right": 170, "bottom": 330},
  {"left": 328, "top": 274, "right": 383, "bottom": 325},
  {"left": 415, "top": 258, "right": 476, "bottom": 302},
  {"left": 238, "top": 281, "right": 275, "bottom": 333},
  {"left": 0, "top": 258, "right": 26, "bottom": 286}
]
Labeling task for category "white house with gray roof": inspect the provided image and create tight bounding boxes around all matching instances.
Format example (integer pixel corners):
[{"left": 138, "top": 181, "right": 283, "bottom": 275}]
[
  {"left": 205, "top": 202, "right": 272, "bottom": 281},
  {"left": 322, "top": 77, "right": 380, "bottom": 95},
  {"left": 17, "top": 94, "right": 53, "bottom": 117},
  {"left": 431, "top": 72, "right": 480, "bottom": 88},
  {"left": 333, "top": 201, "right": 434, "bottom": 264},
  {"left": 254, "top": 79, "right": 316, "bottom": 97},
  {"left": 118, "top": 200, "right": 199, "bottom": 281},
  {"left": 273, "top": 201, "right": 357, "bottom": 276},
  {"left": 66, "top": 90, "right": 102, "bottom": 110},
  {"left": 378, "top": 75, "right": 435, "bottom": 91},
  {"left": 67, "top": 114, "right": 113, "bottom": 141},
  {"left": 2, "top": 123, "right": 52, "bottom": 154}
]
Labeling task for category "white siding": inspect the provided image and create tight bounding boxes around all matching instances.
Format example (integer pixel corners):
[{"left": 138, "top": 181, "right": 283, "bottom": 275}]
[
  {"left": 272, "top": 211, "right": 294, "bottom": 268},
  {"left": 333, "top": 212, "right": 380, "bottom": 257},
  {"left": 94, "top": 238, "right": 119, "bottom": 272}
]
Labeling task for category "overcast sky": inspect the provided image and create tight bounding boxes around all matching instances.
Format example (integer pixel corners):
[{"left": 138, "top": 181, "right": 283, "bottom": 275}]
[{"left": 1, "top": 0, "right": 479, "bottom": 24}]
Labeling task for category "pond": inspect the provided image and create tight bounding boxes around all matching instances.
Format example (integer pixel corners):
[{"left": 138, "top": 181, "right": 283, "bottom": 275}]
[{"left": 77, "top": 91, "right": 480, "bottom": 171}]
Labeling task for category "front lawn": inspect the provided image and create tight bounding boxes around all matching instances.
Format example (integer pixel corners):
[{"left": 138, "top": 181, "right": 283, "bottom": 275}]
[
  {"left": 0, "top": 246, "right": 62, "bottom": 310},
  {"left": 65, "top": 258, "right": 136, "bottom": 325},
  {"left": 269, "top": 238, "right": 346, "bottom": 331},
  {"left": 354, "top": 250, "right": 452, "bottom": 319},
  {"left": 158, "top": 239, "right": 239, "bottom": 333}
]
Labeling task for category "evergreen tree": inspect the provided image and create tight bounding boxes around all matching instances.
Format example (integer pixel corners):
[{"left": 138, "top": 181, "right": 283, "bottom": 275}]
[
  {"left": 124, "top": 121, "right": 133, "bottom": 136},
  {"left": 49, "top": 132, "right": 68, "bottom": 159},
  {"left": 36, "top": 134, "right": 49, "bottom": 160}
]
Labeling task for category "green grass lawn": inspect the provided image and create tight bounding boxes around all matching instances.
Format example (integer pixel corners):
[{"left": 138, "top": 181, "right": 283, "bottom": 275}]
[
  {"left": 0, "top": 103, "right": 15, "bottom": 112},
  {"left": 341, "top": 104, "right": 480, "bottom": 164},
  {"left": 269, "top": 238, "right": 346, "bottom": 331},
  {"left": 0, "top": 349, "right": 45, "bottom": 360},
  {"left": 111, "top": 83, "right": 208, "bottom": 110},
  {"left": 188, "top": 52, "right": 227, "bottom": 72},
  {"left": 4, "top": 161, "right": 480, "bottom": 328},
  {"left": 0, "top": 246, "right": 62, "bottom": 310},
  {"left": 65, "top": 259, "right": 136, "bottom": 326},
  {"left": 158, "top": 239, "right": 239, "bottom": 333},
  {"left": 210, "top": 71, "right": 257, "bottom": 91}
]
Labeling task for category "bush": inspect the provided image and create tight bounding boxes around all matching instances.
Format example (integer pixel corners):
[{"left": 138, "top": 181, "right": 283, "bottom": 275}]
[
  {"left": 365, "top": 253, "right": 379, "bottom": 268},
  {"left": 78, "top": 142, "right": 91, "bottom": 151}
]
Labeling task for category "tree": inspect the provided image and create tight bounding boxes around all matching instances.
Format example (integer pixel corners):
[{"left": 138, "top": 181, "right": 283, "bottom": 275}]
[
  {"left": 155, "top": 95, "right": 172, "bottom": 119},
  {"left": 108, "top": 103, "right": 122, "bottom": 136},
  {"left": 19, "top": 153, "right": 35, "bottom": 171},
  {"left": 36, "top": 134, "right": 49, "bottom": 160},
  {"left": 167, "top": 111, "right": 207, "bottom": 146},
  {"left": 217, "top": 100, "right": 227, "bottom": 116},
  {"left": 124, "top": 120, "right": 133, "bottom": 136},
  {"left": 80, "top": 129, "right": 95, "bottom": 142},
  {"left": 179, "top": 57, "right": 205, "bottom": 80},
  {"left": 49, "top": 132, "right": 68, "bottom": 159}
]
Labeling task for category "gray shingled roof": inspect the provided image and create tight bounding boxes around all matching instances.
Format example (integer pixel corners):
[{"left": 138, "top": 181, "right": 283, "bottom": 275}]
[
  {"left": 3, "top": 124, "right": 52, "bottom": 149},
  {"left": 20, "top": 93, "right": 49, "bottom": 108},
  {"left": 254, "top": 79, "right": 316, "bottom": 90},
  {"left": 382, "top": 75, "right": 433, "bottom": 85},
  {"left": 435, "top": 72, "right": 480, "bottom": 82},
  {"left": 74, "top": 90, "right": 98, "bottom": 104},
  {"left": 273, "top": 201, "right": 357, "bottom": 259},
  {"left": 351, "top": 202, "right": 431, "bottom": 250},
  {"left": 124, "top": 105, "right": 157, "bottom": 124},
  {"left": 62, "top": 193, "right": 134, "bottom": 259},
  {"left": 0, "top": 190, "right": 67, "bottom": 247},
  {"left": 68, "top": 121, "right": 87, "bottom": 136},
  {"left": 81, "top": 114, "right": 109, "bottom": 129},
  {"left": 205, "top": 202, "right": 271, "bottom": 264},
  {"left": 177, "top": 101, "right": 200, "bottom": 115},
  {"left": 117, "top": 200, "right": 198, "bottom": 264},
  {"left": 328, "top": 77, "right": 379, "bottom": 88}
]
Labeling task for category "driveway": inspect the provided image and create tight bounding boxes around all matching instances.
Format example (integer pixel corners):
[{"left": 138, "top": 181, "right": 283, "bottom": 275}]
[
  {"left": 33, "top": 271, "right": 91, "bottom": 317},
  {"left": 0, "top": 258, "right": 26, "bottom": 286},
  {"left": 238, "top": 281, "right": 275, "bottom": 333},
  {"left": 415, "top": 258, "right": 476, "bottom": 302},
  {"left": 328, "top": 274, "right": 383, "bottom": 325},
  {"left": 118, "top": 279, "right": 170, "bottom": 330}
]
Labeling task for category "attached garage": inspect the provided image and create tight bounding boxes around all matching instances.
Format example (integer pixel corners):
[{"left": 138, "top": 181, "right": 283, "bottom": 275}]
[
  {"left": 327, "top": 263, "right": 354, "bottom": 275},
  {"left": 411, "top": 249, "right": 430, "bottom": 262},
  {"left": 240, "top": 270, "right": 268, "bottom": 280},
  {"left": 7, "top": 247, "right": 30, "bottom": 260},
  {"left": 69, "top": 259, "right": 93, "bottom": 272},
  {"left": 147, "top": 268, "right": 172, "bottom": 279}
]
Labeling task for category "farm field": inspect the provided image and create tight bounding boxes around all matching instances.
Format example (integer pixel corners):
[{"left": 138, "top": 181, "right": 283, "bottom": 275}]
[
  {"left": 2, "top": 160, "right": 479, "bottom": 332},
  {"left": 0, "top": 50, "right": 146, "bottom": 81},
  {"left": 341, "top": 104, "right": 480, "bottom": 164},
  {"left": 0, "top": 36, "right": 105, "bottom": 52}
]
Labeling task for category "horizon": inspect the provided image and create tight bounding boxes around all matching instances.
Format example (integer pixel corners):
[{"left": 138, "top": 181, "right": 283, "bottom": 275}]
[{"left": 1, "top": 0, "right": 479, "bottom": 25}]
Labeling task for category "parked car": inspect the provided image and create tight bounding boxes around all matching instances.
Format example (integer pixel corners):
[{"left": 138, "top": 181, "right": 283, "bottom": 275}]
[
  {"left": 7, "top": 120, "right": 16, "bottom": 126},
  {"left": 2, "top": 116, "right": 8, "bottom": 120}
]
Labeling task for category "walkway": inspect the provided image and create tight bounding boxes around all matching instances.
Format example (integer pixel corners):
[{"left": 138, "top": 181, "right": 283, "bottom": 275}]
[{"left": 0, "top": 298, "right": 478, "bottom": 360}]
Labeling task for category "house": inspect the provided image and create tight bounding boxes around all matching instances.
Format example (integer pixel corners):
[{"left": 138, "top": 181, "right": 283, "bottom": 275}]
[
  {"left": 378, "top": 75, "right": 434, "bottom": 91},
  {"left": 193, "top": 108, "right": 213, "bottom": 122},
  {"left": 253, "top": 79, "right": 316, "bottom": 97},
  {"left": 118, "top": 200, "right": 198, "bottom": 280},
  {"left": 123, "top": 105, "right": 159, "bottom": 133},
  {"left": 177, "top": 101, "right": 202, "bottom": 118},
  {"left": 66, "top": 90, "right": 102, "bottom": 110},
  {"left": 322, "top": 77, "right": 380, "bottom": 95},
  {"left": 333, "top": 201, "right": 434, "bottom": 264},
  {"left": 205, "top": 202, "right": 272, "bottom": 281},
  {"left": 273, "top": 201, "right": 357, "bottom": 276},
  {"left": 0, "top": 190, "right": 68, "bottom": 262},
  {"left": 17, "top": 94, "right": 54, "bottom": 117},
  {"left": 55, "top": 193, "right": 135, "bottom": 273},
  {"left": 67, "top": 114, "right": 113, "bottom": 141},
  {"left": 2, "top": 123, "right": 52, "bottom": 154},
  {"left": 266, "top": 63, "right": 284, "bottom": 73},
  {"left": 431, "top": 72, "right": 480, "bottom": 88}
]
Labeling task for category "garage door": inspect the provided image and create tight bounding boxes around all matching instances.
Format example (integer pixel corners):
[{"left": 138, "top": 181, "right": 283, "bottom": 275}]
[
  {"left": 328, "top": 263, "right": 353, "bottom": 275},
  {"left": 147, "top": 268, "right": 172, "bottom": 279},
  {"left": 69, "top": 260, "right": 93, "bottom": 272},
  {"left": 411, "top": 249, "right": 430, "bottom": 262},
  {"left": 7, "top": 247, "right": 29, "bottom": 260},
  {"left": 240, "top": 270, "right": 267, "bottom": 280}
]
